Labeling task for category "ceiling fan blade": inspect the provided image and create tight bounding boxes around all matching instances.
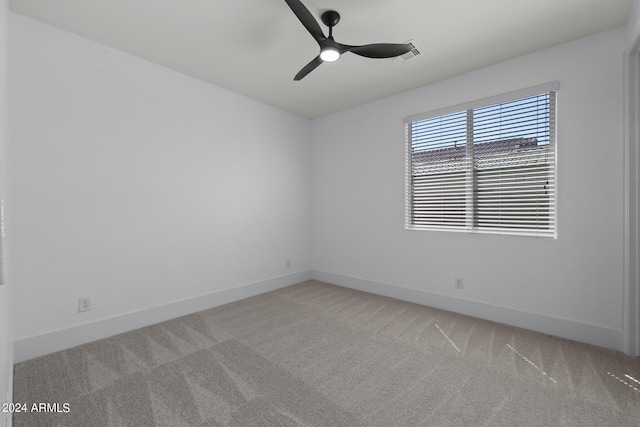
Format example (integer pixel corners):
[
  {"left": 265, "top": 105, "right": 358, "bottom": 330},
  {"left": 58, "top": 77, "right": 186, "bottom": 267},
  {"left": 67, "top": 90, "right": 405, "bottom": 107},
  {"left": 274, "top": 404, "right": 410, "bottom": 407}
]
[
  {"left": 342, "top": 43, "right": 412, "bottom": 59},
  {"left": 284, "top": 0, "right": 325, "bottom": 42},
  {"left": 294, "top": 55, "right": 323, "bottom": 81}
]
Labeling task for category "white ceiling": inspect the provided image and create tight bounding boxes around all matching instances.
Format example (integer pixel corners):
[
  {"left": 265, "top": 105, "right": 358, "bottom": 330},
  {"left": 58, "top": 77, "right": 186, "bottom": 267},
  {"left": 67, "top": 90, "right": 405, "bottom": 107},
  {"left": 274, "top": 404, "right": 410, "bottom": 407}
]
[{"left": 10, "top": 0, "right": 634, "bottom": 119}]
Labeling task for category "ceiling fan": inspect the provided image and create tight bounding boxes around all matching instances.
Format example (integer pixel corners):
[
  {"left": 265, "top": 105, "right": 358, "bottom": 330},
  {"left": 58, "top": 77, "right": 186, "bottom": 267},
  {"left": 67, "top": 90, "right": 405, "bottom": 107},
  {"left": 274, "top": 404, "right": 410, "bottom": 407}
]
[{"left": 284, "top": 0, "right": 413, "bottom": 81}]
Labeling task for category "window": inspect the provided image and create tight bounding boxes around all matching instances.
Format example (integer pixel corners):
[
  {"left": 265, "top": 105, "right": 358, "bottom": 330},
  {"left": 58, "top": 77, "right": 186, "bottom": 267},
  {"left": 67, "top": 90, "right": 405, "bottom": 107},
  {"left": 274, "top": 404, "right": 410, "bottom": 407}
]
[{"left": 405, "top": 82, "right": 558, "bottom": 237}]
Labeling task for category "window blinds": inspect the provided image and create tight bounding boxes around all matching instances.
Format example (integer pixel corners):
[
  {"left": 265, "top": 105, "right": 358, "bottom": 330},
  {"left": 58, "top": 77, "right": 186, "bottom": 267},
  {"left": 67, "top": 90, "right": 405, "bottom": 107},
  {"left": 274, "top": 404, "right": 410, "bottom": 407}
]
[{"left": 405, "top": 83, "right": 558, "bottom": 237}]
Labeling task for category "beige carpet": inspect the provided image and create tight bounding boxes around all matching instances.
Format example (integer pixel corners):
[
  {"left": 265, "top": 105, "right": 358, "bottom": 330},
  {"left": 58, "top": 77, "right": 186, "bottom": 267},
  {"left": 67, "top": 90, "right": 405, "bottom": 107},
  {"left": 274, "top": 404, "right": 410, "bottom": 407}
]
[{"left": 12, "top": 280, "right": 640, "bottom": 426}]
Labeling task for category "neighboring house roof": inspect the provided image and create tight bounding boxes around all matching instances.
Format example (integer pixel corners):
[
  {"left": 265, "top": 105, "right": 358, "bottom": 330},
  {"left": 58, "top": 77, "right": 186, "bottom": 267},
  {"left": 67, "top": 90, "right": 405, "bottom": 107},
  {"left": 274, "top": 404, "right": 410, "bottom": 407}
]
[{"left": 412, "top": 137, "right": 553, "bottom": 175}]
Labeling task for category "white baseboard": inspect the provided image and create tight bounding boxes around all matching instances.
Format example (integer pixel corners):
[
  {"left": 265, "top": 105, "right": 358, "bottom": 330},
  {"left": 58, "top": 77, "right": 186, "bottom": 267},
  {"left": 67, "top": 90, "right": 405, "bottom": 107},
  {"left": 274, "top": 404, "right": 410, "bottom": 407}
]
[
  {"left": 15, "top": 269, "right": 625, "bottom": 362},
  {"left": 311, "top": 270, "right": 625, "bottom": 352},
  {"left": 13, "top": 271, "right": 311, "bottom": 363}
]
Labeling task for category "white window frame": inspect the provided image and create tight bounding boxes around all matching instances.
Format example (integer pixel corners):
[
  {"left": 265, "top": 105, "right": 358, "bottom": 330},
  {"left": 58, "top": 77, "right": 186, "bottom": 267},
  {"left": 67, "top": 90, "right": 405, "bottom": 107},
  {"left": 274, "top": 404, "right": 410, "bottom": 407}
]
[{"left": 404, "top": 82, "right": 559, "bottom": 238}]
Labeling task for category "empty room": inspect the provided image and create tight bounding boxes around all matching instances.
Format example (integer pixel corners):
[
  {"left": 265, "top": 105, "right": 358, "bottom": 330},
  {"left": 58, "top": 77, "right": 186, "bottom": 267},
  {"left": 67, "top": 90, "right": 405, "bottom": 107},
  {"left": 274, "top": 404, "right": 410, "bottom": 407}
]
[{"left": 1, "top": 0, "right": 639, "bottom": 426}]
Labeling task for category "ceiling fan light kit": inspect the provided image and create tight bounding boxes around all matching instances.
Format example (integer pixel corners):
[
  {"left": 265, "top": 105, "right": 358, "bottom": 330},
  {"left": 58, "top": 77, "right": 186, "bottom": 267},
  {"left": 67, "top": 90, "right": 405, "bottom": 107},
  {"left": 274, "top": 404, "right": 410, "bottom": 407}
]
[
  {"left": 319, "top": 47, "right": 340, "bottom": 62},
  {"left": 284, "top": 0, "right": 412, "bottom": 80}
]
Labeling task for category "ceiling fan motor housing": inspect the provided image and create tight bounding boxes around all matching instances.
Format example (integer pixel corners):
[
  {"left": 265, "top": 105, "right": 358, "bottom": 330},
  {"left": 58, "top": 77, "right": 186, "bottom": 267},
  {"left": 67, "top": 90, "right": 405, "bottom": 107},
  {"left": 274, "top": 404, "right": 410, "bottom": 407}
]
[{"left": 321, "top": 10, "right": 340, "bottom": 28}]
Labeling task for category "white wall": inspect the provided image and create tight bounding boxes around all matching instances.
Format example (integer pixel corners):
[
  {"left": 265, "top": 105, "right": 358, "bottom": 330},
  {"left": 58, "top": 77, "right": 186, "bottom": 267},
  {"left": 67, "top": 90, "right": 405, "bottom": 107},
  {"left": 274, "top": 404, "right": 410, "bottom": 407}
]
[
  {"left": 625, "top": 0, "right": 640, "bottom": 356},
  {"left": 629, "top": 0, "right": 640, "bottom": 46},
  {"left": 311, "top": 27, "right": 627, "bottom": 350},
  {"left": 0, "top": 0, "right": 12, "bottom": 425},
  {"left": 8, "top": 13, "right": 311, "bottom": 361}
]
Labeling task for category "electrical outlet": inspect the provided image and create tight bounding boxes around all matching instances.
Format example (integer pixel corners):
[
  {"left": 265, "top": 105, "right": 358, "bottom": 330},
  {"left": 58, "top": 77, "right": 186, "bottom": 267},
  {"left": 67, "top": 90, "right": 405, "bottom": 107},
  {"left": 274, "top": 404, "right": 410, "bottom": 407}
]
[
  {"left": 454, "top": 277, "right": 464, "bottom": 289},
  {"left": 78, "top": 297, "right": 91, "bottom": 313},
  {"left": 285, "top": 260, "right": 290, "bottom": 269}
]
